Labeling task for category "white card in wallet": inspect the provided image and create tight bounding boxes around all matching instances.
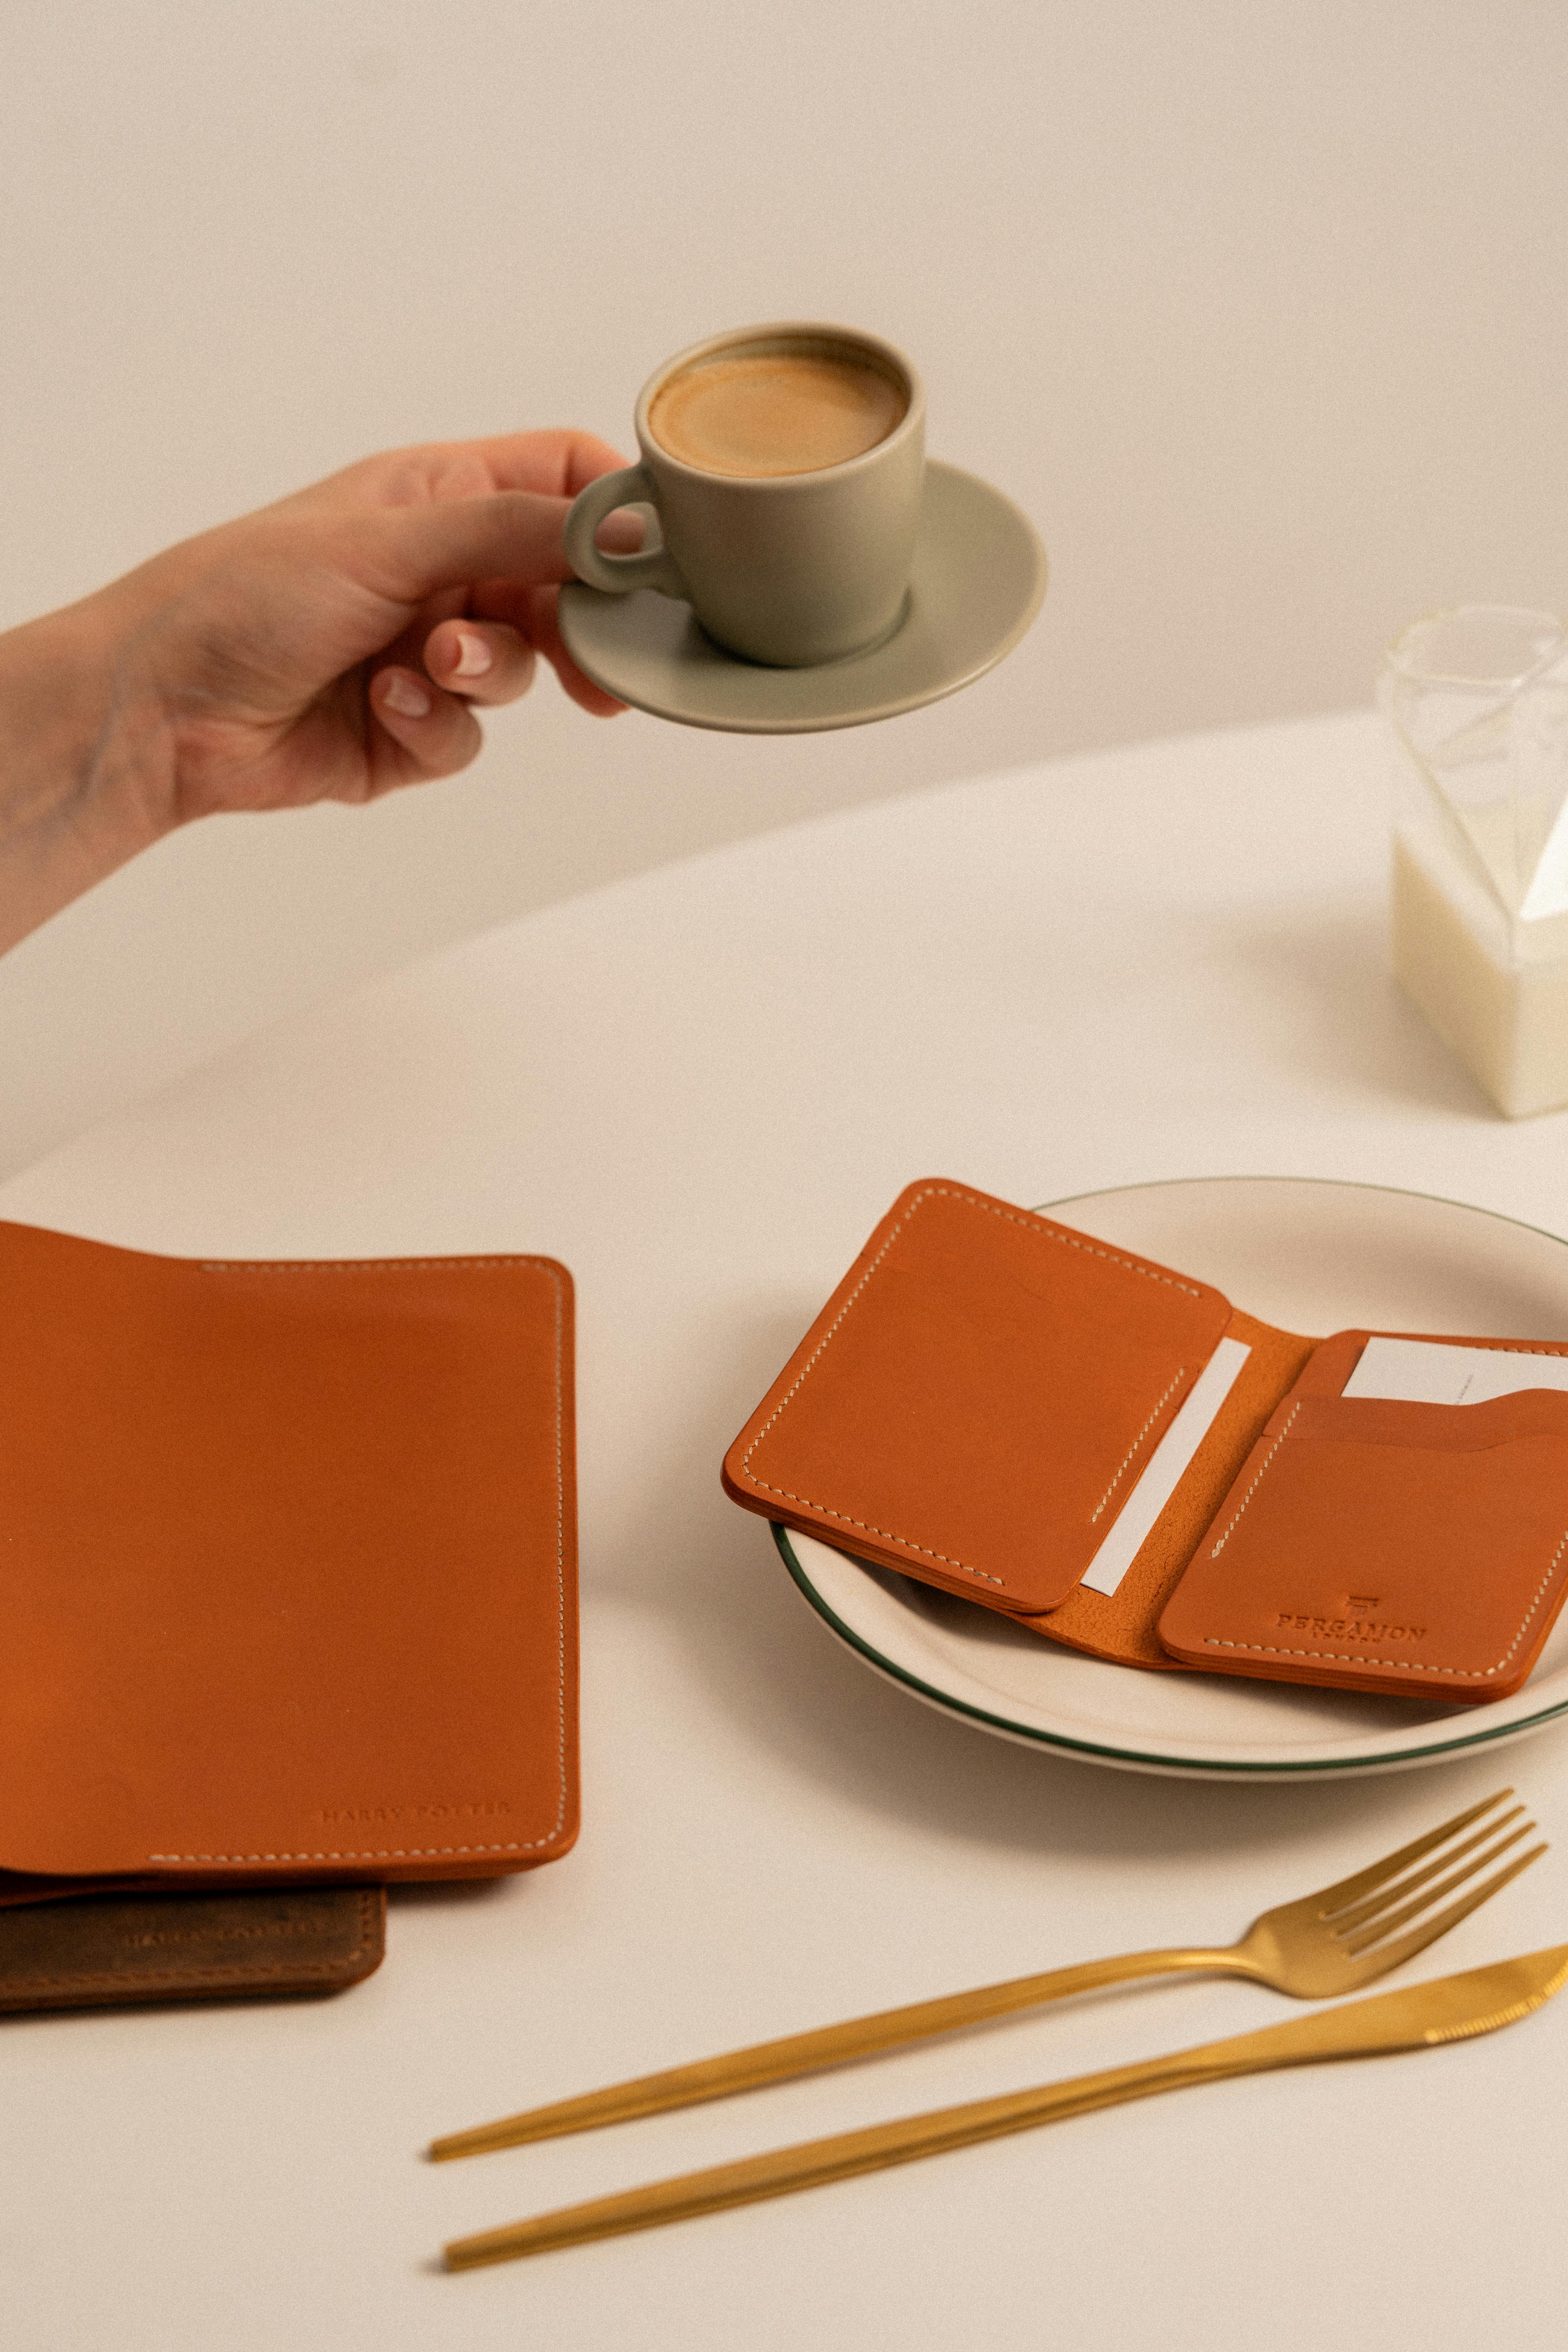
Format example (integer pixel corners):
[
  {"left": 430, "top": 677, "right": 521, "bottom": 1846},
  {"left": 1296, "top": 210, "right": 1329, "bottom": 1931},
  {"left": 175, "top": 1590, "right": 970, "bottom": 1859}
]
[
  {"left": 1080, "top": 1335, "right": 1253, "bottom": 1596},
  {"left": 1342, "top": 1335, "right": 1568, "bottom": 1406}
]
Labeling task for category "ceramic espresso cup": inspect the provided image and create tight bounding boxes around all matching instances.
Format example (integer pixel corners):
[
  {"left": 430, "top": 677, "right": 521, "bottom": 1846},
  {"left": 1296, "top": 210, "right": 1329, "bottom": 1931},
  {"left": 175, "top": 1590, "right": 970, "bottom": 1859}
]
[{"left": 562, "top": 323, "right": 925, "bottom": 668}]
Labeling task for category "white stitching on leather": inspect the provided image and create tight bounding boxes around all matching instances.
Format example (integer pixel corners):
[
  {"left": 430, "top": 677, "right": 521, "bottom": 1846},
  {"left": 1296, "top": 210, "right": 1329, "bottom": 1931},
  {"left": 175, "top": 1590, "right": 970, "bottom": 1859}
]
[
  {"left": 1203, "top": 1402, "right": 1302, "bottom": 1555},
  {"left": 738, "top": 1183, "right": 1207, "bottom": 1590},
  {"left": 151, "top": 1255, "right": 570, "bottom": 1865},
  {"left": 197, "top": 1256, "right": 531, "bottom": 1272},
  {"left": 1196, "top": 1396, "right": 1568, "bottom": 1676},
  {"left": 742, "top": 1483, "right": 1004, "bottom": 1585},
  {"left": 1202, "top": 1526, "right": 1568, "bottom": 1678},
  {"left": 1088, "top": 1367, "right": 1187, "bottom": 1522},
  {"left": 149, "top": 1842, "right": 547, "bottom": 1862}
]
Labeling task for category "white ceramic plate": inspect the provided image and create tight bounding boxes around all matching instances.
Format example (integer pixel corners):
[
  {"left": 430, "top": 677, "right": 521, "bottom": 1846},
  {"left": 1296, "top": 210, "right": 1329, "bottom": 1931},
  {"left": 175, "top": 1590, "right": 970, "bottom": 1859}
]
[
  {"left": 557, "top": 461, "right": 1045, "bottom": 734},
  {"left": 777, "top": 1178, "right": 1568, "bottom": 1780}
]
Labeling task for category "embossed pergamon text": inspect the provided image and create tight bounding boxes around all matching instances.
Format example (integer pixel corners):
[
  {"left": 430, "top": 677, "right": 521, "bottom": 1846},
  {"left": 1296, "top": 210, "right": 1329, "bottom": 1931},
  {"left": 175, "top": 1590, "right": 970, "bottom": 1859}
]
[{"left": 1274, "top": 1613, "right": 1425, "bottom": 1643}]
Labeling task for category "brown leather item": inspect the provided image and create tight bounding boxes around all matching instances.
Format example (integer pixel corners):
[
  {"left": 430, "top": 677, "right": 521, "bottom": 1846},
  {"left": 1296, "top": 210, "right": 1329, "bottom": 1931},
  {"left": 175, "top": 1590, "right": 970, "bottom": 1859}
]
[
  {"left": 0, "top": 1885, "right": 385, "bottom": 2014},
  {"left": 1158, "top": 1368, "right": 1568, "bottom": 1700},
  {"left": 723, "top": 1180, "right": 1568, "bottom": 1702},
  {"left": 0, "top": 1221, "right": 578, "bottom": 1900},
  {"left": 724, "top": 1180, "right": 1235, "bottom": 1622},
  {"left": 1020, "top": 1305, "right": 1317, "bottom": 1670}
]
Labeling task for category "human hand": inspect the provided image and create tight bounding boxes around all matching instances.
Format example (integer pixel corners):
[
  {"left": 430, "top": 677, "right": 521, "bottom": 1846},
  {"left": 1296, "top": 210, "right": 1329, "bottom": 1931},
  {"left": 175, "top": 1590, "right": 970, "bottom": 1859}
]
[
  {"left": 0, "top": 429, "right": 643, "bottom": 949},
  {"left": 90, "top": 430, "right": 634, "bottom": 825}
]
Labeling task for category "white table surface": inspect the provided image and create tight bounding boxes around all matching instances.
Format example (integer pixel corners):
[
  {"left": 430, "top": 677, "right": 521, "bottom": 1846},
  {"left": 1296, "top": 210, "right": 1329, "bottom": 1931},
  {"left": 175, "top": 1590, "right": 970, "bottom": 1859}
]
[{"left": 4, "top": 710, "right": 1568, "bottom": 2350}]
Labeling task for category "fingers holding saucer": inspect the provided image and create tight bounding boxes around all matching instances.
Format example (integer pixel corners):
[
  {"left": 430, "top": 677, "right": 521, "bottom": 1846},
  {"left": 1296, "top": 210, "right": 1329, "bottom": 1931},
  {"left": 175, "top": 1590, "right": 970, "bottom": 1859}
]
[
  {"left": 422, "top": 619, "right": 538, "bottom": 707},
  {"left": 366, "top": 589, "right": 620, "bottom": 786},
  {"left": 513, "top": 584, "right": 627, "bottom": 717},
  {"left": 369, "top": 665, "right": 484, "bottom": 783}
]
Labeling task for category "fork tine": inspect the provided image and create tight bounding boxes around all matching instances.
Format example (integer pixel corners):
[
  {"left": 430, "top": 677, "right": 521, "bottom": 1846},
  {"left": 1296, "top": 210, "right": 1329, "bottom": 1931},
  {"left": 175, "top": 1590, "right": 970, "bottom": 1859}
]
[
  {"left": 1312, "top": 1788, "right": 1515, "bottom": 1915},
  {"left": 1341, "top": 1824, "right": 1537, "bottom": 1951},
  {"left": 1335, "top": 1844, "right": 1547, "bottom": 1978},
  {"left": 1332, "top": 1815, "right": 1532, "bottom": 1939}
]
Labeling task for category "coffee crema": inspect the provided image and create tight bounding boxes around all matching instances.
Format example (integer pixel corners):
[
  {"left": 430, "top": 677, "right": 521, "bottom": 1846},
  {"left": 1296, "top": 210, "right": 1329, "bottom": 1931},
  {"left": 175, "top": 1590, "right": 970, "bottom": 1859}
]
[{"left": 648, "top": 350, "right": 906, "bottom": 479}]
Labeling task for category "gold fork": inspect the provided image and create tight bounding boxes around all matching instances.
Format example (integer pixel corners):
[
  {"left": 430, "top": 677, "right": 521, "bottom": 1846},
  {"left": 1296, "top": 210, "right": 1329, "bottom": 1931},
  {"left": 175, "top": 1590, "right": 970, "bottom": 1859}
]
[
  {"left": 431, "top": 1785, "right": 1543, "bottom": 2162},
  {"left": 444, "top": 1938, "right": 1568, "bottom": 2267}
]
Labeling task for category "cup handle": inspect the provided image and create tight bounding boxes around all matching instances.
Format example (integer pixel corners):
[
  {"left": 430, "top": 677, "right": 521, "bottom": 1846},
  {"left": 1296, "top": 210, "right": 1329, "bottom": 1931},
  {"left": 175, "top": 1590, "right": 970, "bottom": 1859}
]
[{"left": 563, "top": 465, "right": 687, "bottom": 599}]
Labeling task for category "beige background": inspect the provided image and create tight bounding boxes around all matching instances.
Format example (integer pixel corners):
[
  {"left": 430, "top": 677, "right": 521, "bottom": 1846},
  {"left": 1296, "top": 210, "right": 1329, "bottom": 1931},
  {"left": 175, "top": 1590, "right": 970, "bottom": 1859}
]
[{"left": 3, "top": 0, "right": 1566, "bottom": 1171}]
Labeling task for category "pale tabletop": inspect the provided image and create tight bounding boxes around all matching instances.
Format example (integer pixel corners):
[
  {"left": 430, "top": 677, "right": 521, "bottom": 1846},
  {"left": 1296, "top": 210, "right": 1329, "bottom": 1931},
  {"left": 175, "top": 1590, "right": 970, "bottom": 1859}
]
[{"left": 4, "top": 712, "right": 1567, "bottom": 2351}]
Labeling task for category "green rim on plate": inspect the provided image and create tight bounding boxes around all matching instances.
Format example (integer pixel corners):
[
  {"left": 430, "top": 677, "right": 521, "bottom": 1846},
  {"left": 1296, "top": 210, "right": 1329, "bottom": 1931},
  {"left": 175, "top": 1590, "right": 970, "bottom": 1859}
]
[{"left": 774, "top": 1523, "right": 1568, "bottom": 1775}]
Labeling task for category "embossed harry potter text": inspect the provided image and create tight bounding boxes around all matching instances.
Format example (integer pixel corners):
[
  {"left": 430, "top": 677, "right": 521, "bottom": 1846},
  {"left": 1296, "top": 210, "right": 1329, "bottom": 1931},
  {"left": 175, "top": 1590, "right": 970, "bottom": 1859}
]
[{"left": 315, "top": 1799, "right": 513, "bottom": 1827}]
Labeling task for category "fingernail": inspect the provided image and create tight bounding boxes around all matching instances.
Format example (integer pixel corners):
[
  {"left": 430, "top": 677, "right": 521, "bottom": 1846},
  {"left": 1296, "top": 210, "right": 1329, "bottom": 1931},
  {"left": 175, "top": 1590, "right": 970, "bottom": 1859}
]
[
  {"left": 449, "top": 629, "right": 493, "bottom": 680},
  {"left": 381, "top": 673, "right": 432, "bottom": 718}
]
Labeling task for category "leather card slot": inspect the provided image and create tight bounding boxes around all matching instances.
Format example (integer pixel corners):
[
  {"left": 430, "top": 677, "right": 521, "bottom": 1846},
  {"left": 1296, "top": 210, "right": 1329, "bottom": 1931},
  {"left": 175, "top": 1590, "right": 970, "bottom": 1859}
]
[
  {"left": 1283, "top": 1329, "right": 1378, "bottom": 1402},
  {"left": 1159, "top": 1395, "right": 1568, "bottom": 1701},
  {"left": 1287, "top": 1327, "right": 1568, "bottom": 1413},
  {"left": 1275, "top": 1388, "right": 1568, "bottom": 1454}
]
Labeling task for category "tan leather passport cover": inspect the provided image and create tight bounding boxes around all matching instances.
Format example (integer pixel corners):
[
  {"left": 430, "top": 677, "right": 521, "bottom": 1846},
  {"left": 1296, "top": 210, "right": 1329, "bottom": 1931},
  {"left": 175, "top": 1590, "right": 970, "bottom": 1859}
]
[
  {"left": 0, "top": 1886, "right": 385, "bottom": 2013},
  {"left": 0, "top": 1222, "right": 578, "bottom": 1895},
  {"left": 723, "top": 1179, "right": 1237, "bottom": 1621}
]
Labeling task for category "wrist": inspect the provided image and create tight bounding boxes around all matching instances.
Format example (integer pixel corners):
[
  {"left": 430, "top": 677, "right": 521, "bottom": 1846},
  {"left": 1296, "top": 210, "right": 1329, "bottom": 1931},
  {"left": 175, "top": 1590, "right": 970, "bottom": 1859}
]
[{"left": 0, "top": 591, "right": 174, "bottom": 953}]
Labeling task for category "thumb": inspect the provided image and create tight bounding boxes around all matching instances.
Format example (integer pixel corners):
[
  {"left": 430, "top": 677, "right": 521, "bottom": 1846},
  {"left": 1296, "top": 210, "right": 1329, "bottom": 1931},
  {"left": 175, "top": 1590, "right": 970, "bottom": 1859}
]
[{"left": 346, "top": 491, "right": 578, "bottom": 606}]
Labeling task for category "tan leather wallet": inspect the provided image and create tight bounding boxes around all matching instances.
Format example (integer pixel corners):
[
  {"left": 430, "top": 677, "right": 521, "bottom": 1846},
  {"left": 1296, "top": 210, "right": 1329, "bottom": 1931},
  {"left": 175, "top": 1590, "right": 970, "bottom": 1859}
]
[
  {"left": 723, "top": 1179, "right": 1568, "bottom": 1704},
  {"left": 0, "top": 1221, "right": 578, "bottom": 1903}
]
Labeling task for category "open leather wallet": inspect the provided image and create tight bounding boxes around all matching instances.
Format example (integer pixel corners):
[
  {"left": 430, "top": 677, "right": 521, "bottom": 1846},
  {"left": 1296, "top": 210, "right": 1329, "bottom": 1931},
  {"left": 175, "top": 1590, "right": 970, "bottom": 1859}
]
[{"left": 724, "top": 1179, "right": 1568, "bottom": 1704}]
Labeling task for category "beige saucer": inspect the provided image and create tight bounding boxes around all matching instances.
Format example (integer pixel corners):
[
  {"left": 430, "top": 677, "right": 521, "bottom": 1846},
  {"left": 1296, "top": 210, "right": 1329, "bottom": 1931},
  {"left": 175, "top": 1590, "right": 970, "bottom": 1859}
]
[{"left": 557, "top": 461, "right": 1045, "bottom": 734}]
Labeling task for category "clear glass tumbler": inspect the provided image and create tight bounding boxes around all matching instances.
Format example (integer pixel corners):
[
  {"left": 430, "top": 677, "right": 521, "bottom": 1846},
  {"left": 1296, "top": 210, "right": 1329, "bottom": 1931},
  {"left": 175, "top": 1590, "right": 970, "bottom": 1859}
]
[{"left": 1382, "top": 604, "right": 1568, "bottom": 1117}]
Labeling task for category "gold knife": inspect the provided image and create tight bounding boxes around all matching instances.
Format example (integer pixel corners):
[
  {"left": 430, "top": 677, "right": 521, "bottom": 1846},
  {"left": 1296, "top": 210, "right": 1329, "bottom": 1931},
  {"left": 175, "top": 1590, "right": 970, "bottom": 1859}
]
[{"left": 443, "top": 1940, "right": 1568, "bottom": 2271}]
